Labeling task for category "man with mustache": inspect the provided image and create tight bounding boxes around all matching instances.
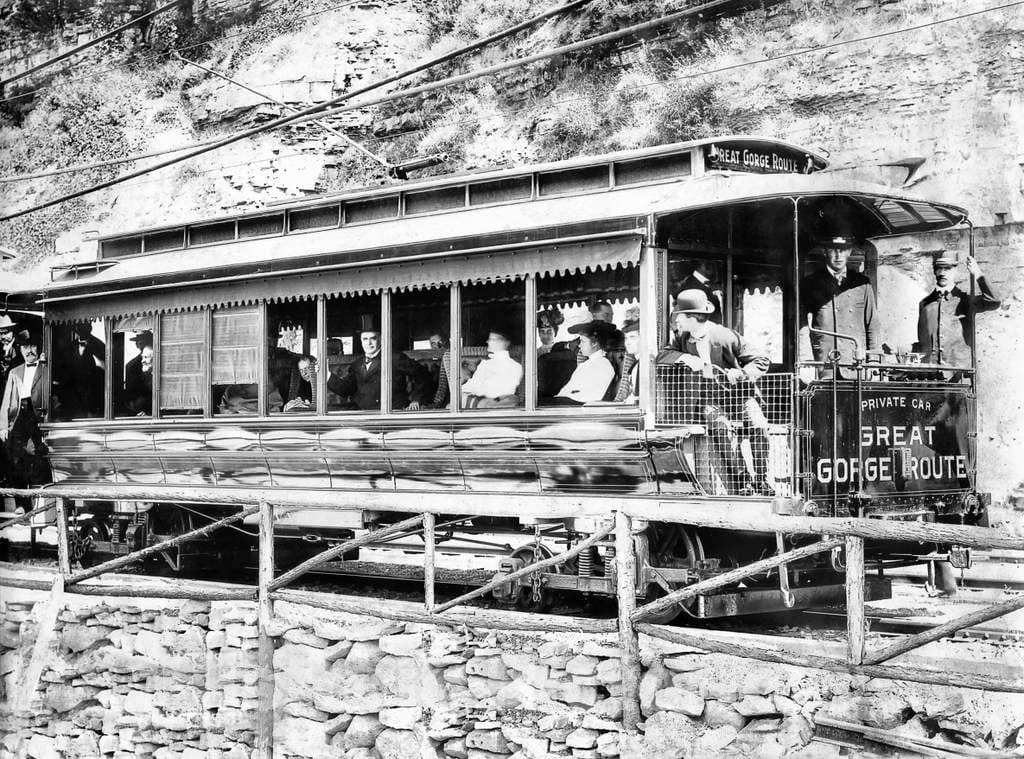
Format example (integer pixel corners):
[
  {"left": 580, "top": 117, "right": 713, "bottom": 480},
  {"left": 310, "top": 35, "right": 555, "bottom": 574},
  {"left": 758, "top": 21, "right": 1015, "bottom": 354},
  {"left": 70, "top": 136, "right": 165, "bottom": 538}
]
[{"left": 0, "top": 328, "right": 48, "bottom": 487}]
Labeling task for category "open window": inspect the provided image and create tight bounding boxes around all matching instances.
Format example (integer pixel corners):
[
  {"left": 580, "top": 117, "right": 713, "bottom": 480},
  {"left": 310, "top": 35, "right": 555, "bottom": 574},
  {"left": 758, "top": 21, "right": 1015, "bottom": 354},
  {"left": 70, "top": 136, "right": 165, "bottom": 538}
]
[
  {"left": 458, "top": 280, "right": 525, "bottom": 410},
  {"left": 391, "top": 289, "right": 447, "bottom": 412},
  {"left": 325, "top": 293, "right": 382, "bottom": 412},
  {"left": 51, "top": 319, "right": 105, "bottom": 420},
  {"left": 267, "top": 300, "right": 318, "bottom": 414},
  {"left": 112, "top": 317, "right": 154, "bottom": 417},
  {"left": 537, "top": 266, "right": 639, "bottom": 406}
]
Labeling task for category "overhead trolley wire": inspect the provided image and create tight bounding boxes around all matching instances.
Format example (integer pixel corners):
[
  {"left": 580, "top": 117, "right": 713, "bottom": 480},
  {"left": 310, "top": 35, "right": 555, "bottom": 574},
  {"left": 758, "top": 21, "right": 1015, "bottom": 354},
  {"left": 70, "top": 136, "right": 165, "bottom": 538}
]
[{"left": 4, "top": 0, "right": 1023, "bottom": 190}]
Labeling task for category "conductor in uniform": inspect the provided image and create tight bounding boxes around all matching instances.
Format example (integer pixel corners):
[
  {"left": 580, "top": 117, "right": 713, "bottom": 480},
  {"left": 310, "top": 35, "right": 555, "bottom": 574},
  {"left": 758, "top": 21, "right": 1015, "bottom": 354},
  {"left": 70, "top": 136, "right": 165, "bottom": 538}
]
[
  {"left": 327, "top": 315, "right": 428, "bottom": 410},
  {"left": 917, "top": 251, "right": 1000, "bottom": 367}
]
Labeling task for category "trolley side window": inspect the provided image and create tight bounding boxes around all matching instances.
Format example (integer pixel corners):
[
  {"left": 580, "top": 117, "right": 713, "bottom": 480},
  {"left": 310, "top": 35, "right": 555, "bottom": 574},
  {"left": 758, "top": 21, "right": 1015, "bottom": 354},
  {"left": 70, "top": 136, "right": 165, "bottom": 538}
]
[
  {"left": 325, "top": 293, "right": 383, "bottom": 413},
  {"left": 112, "top": 318, "right": 154, "bottom": 418},
  {"left": 267, "top": 301, "right": 318, "bottom": 415},
  {"left": 391, "top": 288, "right": 448, "bottom": 412},
  {"left": 212, "top": 306, "right": 260, "bottom": 416},
  {"left": 51, "top": 320, "right": 106, "bottom": 421},
  {"left": 159, "top": 311, "right": 206, "bottom": 417},
  {"left": 537, "top": 265, "right": 640, "bottom": 407},
  {"left": 458, "top": 280, "right": 526, "bottom": 411}
]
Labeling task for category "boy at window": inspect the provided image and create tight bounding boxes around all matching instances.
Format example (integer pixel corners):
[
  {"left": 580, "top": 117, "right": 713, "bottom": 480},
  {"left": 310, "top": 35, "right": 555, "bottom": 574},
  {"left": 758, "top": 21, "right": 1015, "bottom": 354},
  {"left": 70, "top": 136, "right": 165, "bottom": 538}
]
[
  {"left": 462, "top": 328, "right": 523, "bottom": 408},
  {"left": 554, "top": 321, "right": 621, "bottom": 404}
]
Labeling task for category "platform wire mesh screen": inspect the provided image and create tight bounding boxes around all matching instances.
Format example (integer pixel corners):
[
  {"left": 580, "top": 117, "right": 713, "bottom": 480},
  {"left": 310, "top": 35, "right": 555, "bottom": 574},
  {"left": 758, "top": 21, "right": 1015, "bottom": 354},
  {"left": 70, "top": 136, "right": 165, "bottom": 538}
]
[{"left": 655, "top": 365, "right": 794, "bottom": 497}]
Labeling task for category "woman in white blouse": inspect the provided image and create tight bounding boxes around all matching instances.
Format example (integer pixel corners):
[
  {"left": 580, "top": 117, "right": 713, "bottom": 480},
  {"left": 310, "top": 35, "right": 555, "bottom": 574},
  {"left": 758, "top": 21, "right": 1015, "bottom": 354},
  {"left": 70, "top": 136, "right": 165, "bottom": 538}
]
[{"left": 555, "top": 320, "right": 621, "bottom": 404}]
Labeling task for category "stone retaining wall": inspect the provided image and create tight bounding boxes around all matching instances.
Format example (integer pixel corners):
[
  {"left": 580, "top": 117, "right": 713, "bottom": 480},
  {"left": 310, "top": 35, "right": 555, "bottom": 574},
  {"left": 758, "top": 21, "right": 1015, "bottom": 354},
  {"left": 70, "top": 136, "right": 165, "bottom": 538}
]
[{"left": 2, "top": 593, "right": 1021, "bottom": 758}]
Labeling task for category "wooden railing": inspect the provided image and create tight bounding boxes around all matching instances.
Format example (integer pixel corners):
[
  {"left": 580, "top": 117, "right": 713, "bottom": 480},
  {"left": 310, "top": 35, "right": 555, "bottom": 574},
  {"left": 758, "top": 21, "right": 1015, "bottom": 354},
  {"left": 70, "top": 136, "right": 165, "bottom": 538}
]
[{"left": 2, "top": 483, "right": 1022, "bottom": 751}]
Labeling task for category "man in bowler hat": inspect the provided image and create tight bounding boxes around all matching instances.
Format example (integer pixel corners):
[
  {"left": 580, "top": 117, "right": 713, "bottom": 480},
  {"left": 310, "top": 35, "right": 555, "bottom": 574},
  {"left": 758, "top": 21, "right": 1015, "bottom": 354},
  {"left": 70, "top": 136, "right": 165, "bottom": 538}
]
[{"left": 328, "top": 314, "right": 428, "bottom": 411}]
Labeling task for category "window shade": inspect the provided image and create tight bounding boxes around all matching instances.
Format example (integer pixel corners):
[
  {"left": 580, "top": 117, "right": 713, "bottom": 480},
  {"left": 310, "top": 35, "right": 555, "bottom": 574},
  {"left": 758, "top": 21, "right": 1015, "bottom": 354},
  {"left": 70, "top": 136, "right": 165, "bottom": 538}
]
[
  {"left": 212, "top": 307, "right": 260, "bottom": 384},
  {"left": 160, "top": 311, "right": 205, "bottom": 411}
]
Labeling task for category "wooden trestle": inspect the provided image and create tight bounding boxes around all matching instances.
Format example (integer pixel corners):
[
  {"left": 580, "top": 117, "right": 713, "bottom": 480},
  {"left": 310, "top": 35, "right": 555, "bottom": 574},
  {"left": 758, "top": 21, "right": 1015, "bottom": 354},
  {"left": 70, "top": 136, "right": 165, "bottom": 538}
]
[{"left": 1, "top": 483, "right": 1022, "bottom": 741}]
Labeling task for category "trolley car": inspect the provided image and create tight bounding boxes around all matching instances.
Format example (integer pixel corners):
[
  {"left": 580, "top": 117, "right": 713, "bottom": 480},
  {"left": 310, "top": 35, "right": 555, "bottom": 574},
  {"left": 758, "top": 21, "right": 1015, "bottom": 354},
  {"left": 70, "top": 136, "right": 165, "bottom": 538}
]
[{"left": 0, "top": 136, "right": 988, "bottom": 619}]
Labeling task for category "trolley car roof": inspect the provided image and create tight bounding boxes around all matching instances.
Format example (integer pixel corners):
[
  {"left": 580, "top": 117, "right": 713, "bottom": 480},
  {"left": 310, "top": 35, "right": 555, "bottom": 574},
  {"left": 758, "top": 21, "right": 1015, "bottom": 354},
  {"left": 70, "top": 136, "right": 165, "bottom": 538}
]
[{"left": 11, "top": 139, "right": 967, "bottom": 320}]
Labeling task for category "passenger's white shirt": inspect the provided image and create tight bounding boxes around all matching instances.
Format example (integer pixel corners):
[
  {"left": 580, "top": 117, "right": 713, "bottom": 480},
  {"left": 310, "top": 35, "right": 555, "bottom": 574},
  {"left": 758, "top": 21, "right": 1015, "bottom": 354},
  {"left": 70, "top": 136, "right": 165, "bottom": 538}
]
[
  {"left": 461, "top": 350, "right": 523, "bottom": 399},
  {"left": 557, "top": 350, "right": 614, "bottom": 402},
  {"left": 19, "top": 364, "right": 37, "bottom": 400}
]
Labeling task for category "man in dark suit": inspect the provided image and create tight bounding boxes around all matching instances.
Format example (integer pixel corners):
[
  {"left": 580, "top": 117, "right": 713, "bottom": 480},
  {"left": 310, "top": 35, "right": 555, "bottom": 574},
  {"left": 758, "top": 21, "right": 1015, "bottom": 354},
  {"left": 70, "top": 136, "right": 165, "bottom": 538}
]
[
  {"left": 657, "top": 290, "right": 772, "bottom": 495},
  {"left": 0, "top": 314, "right": 22, "bottom": 396},
  {"left": 327, "top": 315, "right": 428, "bottom": 411},
  {"left": 800, "top": 236, "right": 879, "bottom": 370},
  {"left": 122, "top": 331, "right": 153, "bottom": 416},
  {"left": 917, "top": 251, "right": 1000, "bottom": 368},
  {"left": 675, "top": 260, "right": 723, "bottom": 323},
  {"left": 1, "top": 329, "right": 49, "bottom": 488}
]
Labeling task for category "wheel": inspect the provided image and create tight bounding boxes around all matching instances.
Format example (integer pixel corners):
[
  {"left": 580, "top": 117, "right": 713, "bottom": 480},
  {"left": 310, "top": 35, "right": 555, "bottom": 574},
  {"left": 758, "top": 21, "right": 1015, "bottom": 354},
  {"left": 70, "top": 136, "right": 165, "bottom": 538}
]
[
  {"left": 71, "top": 519, "right": 109, "bottom": 569},
  {"left": 642, "top": 525, "right": 707, "bottom": 624},
  {"left": 494, "top": 543, "right": 564, "bottom": 613}
]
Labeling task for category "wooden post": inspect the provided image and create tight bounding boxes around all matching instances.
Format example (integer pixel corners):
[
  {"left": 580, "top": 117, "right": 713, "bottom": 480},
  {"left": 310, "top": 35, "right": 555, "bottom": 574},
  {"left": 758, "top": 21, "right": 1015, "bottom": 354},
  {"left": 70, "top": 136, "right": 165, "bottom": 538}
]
[
  {"left": 845, "top": 535, "right": 865, "bottom": 665},
  {"left": 615, "top": 511, "right": 642, "bottom": 733},
  {"left": 422, "top": 512, "right": 435, "bottom": 611},
  {"left": 256, "top": 501, "right": 275, "bottom": 759},
  {"left": 54, "top": 498, "right": 71, "bottom": 576}
]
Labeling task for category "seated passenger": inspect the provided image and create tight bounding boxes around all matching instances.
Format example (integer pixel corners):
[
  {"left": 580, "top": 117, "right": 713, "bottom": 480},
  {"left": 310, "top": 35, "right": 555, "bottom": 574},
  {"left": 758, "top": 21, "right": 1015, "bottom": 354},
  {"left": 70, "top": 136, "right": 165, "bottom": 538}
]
[
  {"left": 613, "top": 312, "right": 640, "bottom": 403},
  {"left": 283, "top": 355, "right": 317, "bottom": 412},
  {"left": 461, "top": 328, "right": 523, "bottom": 409},
  {"left": 658, "top": 290, "right": 772, "bottom": 495},
  {"left": 537, "top": 308, "right": 563, "bottom": 356},
  {"left": 327, "top": 315, "right": 427, "bottom": 411},
  {"left": 122, "top": 332, "right": 153, "bottom": 416},
  {"left": 553, "top": 320, "right": 621, "bottom": 405}
]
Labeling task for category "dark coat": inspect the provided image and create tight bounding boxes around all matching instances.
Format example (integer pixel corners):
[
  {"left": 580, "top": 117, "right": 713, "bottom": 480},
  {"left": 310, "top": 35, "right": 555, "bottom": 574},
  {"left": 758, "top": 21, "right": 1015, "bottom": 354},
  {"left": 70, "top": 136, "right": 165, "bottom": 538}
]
[
  {"left": 917, "top": 277, "right": 1000, "bottom": 365},
  {"left": 123, "top": 355, "right": 152, "bottom": 415},
  {"left": 1, "top": 362, "right": 45, "bottom": 428},
  {"left": 801, "top": 268, "right": 879, "bottom": 362},
  {"left": 0, "top": 345, "right": 23, "bottom": 396},
  {"left": 656, "top": 324, "right": 770, "bottom": 380},
  {"left": 327, "top": 352, "right": 428, "bottom": 411}
]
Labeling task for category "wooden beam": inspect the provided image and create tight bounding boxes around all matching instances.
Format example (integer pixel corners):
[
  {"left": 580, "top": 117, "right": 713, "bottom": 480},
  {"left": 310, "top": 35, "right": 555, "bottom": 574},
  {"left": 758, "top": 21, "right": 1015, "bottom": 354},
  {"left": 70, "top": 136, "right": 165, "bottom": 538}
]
[
  {"left": 864, "top": 594, "right": 1024, "bottom": 666},
  {"left": 624, "top": 502, "right": 1022, "bottom": 550},
  {"left": 846, "top": 535, "right": 865, "bottom": 665},
  {"left": 615, "top": 512, "right": 642, "bottom": 733},
  {"left": 65, "top": 506, "right": 259, "bottom": 585},
  {"left": 632, "top": 537, "right": 843, "bottom": 623},
  {"left": 268, "top": 514, "right": 424, "bottom": 591},
  {"left": 273, "top": 587, "right": 617, "bottom": 634},
  {"left": 12, "top": 576, "right": 64, "bottom": 715},
  {"left": 0, "top": 502, "right": 52, "bottom": 531},
  {"left": 814, "top": 716, "right": 1007, "bottom": 759},
  {"left": 55, "top": 499, "right": 71, "bottom": 577},
  {"left": 430, "top": 524, "right": 613, "bottom": 615},
  {"left": 0, "top": 574, "right": 255, "bottom": 600},
  {"left": 255, "top": 501, "right": 274, "bottom": 759},
  {"left": 422, "top": 512, "right": 436, "bottom": 611},
  {"left": 637, "top": 623, "right": 1024, "bottom": 693}
]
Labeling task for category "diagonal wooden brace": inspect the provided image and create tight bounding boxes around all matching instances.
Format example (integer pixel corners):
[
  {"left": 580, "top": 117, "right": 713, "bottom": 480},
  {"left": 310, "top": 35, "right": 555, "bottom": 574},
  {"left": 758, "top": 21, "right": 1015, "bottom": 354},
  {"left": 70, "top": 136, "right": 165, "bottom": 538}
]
[
  {"left": 864, "top": 594, "right": 1024, "bottom": 666},
  {"left": 0, "top": 502, "right": 54, "bottom": 531},
  {"left": 268, "top": 514, "right": 424, "bottom": 592},
  {"left": 430, "top": 524, "right": 613, "bottom": 615},
  {"left": 66, "top": 506, "right": 260, "bottom": 585},
  {"left": 631, "top": 537, "right": 844, "bottom": 623}
]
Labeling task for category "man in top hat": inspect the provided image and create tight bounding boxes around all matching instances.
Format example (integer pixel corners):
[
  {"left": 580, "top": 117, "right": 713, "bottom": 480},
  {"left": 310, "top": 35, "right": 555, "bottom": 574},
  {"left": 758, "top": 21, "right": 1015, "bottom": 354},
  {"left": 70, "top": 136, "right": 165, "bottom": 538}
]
[
  {"left": 1, "top": 328, "right": 48, "bottom": 486},
  {"left": 676, "top": 260, "right": 723, "bottom": 323},
  {"left": 800, "top": 235, "right": 879, "bottom": 369},
  {"left": 613, "top": 310, "right": 641, "bottom": 403},
  {"left": 0, "top": 314, "right": 22, "bottom": 397},
  {"left": 657, "top": 290, "right": 773, "bottom": 495},
  {"left": 461, "top": 327, "right": 523, "bottom": 408},
  {"left": 554, "top": 320, "right": 622, "bottom": 404},
  {"left": 917, "top": 251, "right": 1000, "bottom": 368},
  {"left": 327, "top": 314, "right": 428, "bottom": 411},
  {"left": 122, "top": 331, "right": 154, "bottom": 416}
]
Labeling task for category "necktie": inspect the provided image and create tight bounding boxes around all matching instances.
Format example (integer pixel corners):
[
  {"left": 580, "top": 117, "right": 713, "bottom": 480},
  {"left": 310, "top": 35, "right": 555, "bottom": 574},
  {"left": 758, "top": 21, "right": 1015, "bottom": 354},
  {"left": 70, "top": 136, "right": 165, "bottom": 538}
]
[{"left": 695, "top": 336, "right": 713, "bottom": 378}]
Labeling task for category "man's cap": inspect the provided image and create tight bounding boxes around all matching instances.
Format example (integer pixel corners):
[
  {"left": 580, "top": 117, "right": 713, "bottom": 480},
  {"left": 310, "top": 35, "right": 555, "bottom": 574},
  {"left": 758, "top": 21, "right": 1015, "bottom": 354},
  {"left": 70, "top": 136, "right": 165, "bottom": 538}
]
[
  {"left": 568, "top": 320, "right": 622, "bottom": 345},
  {"left": 358, "top": 313, "right": 381, "bottom": 333},
  {"left": 621, "top": 317, "right": 640, "bottom": 334},
  {"left": 0, "top": 314, "right": 17, "bottom": 332},
  {"left": 811, "top": 235, "right": 859, "bottom": 253},
  {"left": 674, "top": 289, "right": 716, "bottom": 314},
  {"left": 131, "top": 330, "right": 153, "bottom": 348},
  {"left": 15, "top": 328, "right": 40, "bottom": 346},
  {"left": 932, "top": 250, "right": 959, "bottom": 269}
]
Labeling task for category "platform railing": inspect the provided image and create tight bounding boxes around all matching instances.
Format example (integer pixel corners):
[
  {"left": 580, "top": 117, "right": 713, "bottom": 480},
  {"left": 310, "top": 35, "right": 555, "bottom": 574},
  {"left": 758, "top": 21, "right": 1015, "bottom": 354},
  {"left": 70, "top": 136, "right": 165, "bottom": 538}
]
[{"left": 1, "top": 482, "right": 1022, "bottom": 747}]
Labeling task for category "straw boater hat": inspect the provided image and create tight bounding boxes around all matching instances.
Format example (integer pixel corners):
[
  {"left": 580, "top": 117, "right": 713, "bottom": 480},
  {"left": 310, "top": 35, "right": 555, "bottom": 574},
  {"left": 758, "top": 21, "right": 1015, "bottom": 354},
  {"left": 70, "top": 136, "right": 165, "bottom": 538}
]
[
  {"left": 674, "top": 289, "right": 716, "bottom": 314},
  {"left": 0, "top": 314, "right": 17, "bottom": 332}
]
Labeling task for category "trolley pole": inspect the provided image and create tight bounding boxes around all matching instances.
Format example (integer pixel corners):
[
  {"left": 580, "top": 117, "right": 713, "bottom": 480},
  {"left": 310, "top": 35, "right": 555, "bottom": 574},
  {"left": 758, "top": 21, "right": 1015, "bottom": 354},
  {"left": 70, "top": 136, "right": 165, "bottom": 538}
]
[
  {"left": 256, "top": 501, "right": 275, "bottom": 758},
  {"left": 615, "top": 511, "right": 642, "bottom": 732}
]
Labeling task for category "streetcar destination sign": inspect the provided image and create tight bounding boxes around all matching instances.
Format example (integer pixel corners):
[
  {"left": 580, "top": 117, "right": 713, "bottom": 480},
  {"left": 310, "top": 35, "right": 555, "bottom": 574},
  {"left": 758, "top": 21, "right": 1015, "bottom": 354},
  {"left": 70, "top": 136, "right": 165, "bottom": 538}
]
[{"left": 704, "top": 142, "right": 815, "bottom": 174}]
